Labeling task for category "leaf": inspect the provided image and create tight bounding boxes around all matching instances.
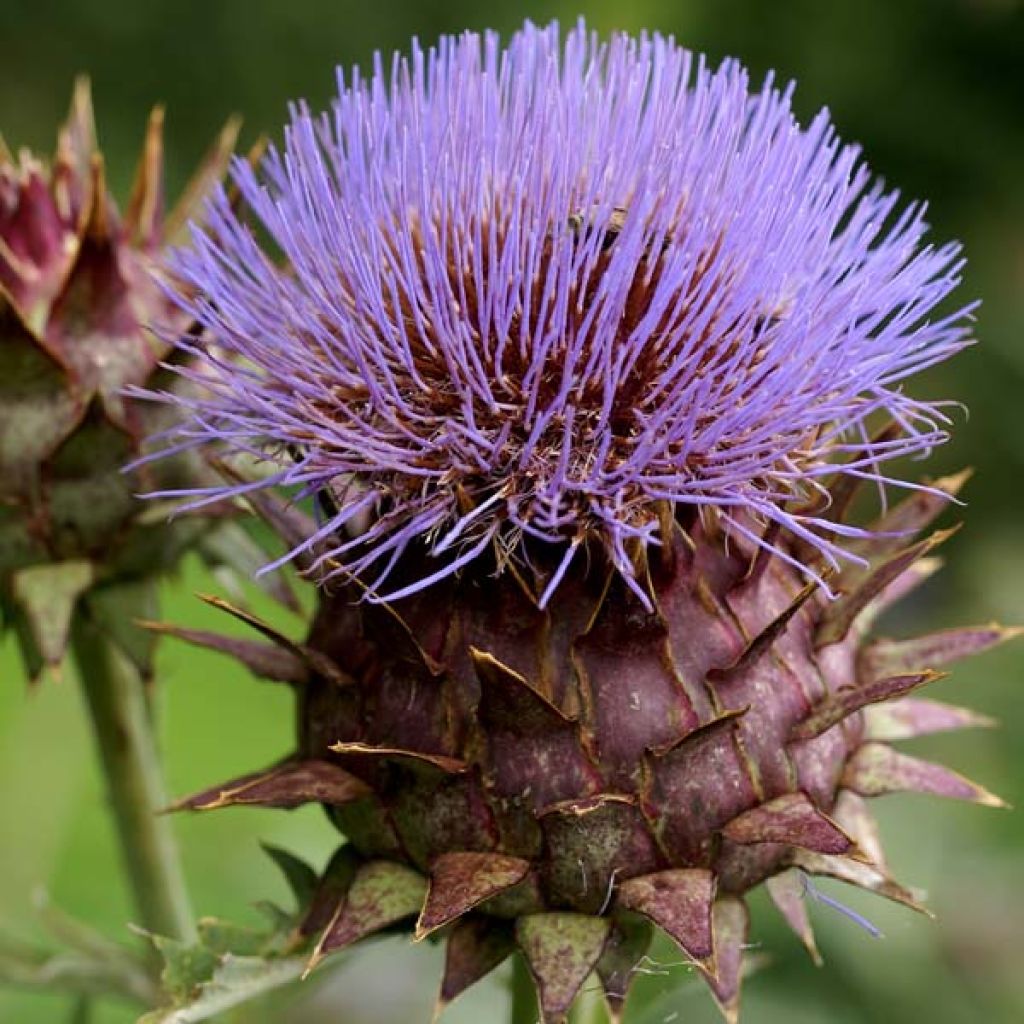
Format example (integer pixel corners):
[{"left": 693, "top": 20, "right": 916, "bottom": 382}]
[
  {"left": 261, "top": 843, "right": 319, "bottom": 912},
  {"left": 196, "top": 918, "right": 268, "bottom": 957},
  {"left": 137, "top": 954, "right": 309, "bottom": 1023},
  {"left": 152, "top": 935, "right": 219, "bottom": 1004}
]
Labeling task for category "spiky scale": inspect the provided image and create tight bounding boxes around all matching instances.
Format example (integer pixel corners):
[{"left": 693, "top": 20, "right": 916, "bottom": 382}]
[
  {"left": 765, "top": 870, "right": 822, "bottom": 966},
  {"left": 790, "top": 671, "right": 943, "bottom": 742},
  {"left": 816, "top": 528, "right": 958, "bottom": 648},
  {"left": 595, "top": 914, "right": 654, "bottom": 1023},
  {"left": 572, "top": 574, "right": 701, "bottom": 786},
  {"left": 842, "top": 742, "right": 1007, "bottom": 807},
  {"left": 417, "top": 852, "right": 532, "bottom": 938},
  {"left": 435, "top": 916, "right": 516, "bottom": 1017},
  {"left": 856, "top": 470, "right": 972, "bottom": 559},
  {"left": 861, "top": 556, "right": 944, "bottom": 628},
  {"left": 789, "top": 849, "right": 931, "bottom": 918},
  {"left": 172, "top": 760, "right": 371, "bottom": 811},
  {"left": 860, "top": 624, "right": 1023, "bottom": 678},
  {"left": 9, "top": 560, "right": 94, "bottom": 671},
  {"left": 641, "top": 711, "right": 759, "bottom": 867},
  {"left": 721, "top": 792, "right": 859, "bottom": 857},
  {"left": 124, "top": 106, "right": 165, "bottom": 247},
  {"left": 830, "top": 791, "right": 887, "bottom": 869},
  {"left": 196, "top": 593, "right": 351, "bottom": 687},
  {"left": 862, "top": 697, "right": 995, "bottom": 741},
  {"left": 615, "top": 870, "right": 716, "bottom": 971},
  {"left": 297, "top": 846, "right": 360, "bottom": 939},
  {"left": 306, "top": 860, "right": 427, "bottom": 972},
  {"left": 138, "top": 619, "right": 310, "bottom": 685},
  {"left": 516, "top": 912, "right": 611, "bottom": 1023},
  {"left": 539, "top": 796, "right": 662, "bottom": 914},
  {"left": 706, "top": 898, "right": 749, "bottom": 1024},
  {"left": 471, "top": 647, "right": 603, "bottom": 810}
]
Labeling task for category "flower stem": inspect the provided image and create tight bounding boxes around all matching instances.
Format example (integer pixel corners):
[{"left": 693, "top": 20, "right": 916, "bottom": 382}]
[
  {"left": 71, "top": 613, "right": 196, "bottom": 945},
  {"left": 509, "top": 955, "right": 539, "bottom": 1024},
  {"left": 567, "top": 976, "right": 608, "bottom": 1024}
]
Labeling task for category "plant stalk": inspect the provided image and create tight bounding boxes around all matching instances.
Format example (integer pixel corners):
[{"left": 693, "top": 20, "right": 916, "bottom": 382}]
[
  {"left": 71, "top": 614, "right": 196, "bottom": 945},
  {"left": 510, "top": 954, "right": 539, "bottom": 1024},
  {"left": 568, "top": 975, "right": 608, "bottom": 1024}
]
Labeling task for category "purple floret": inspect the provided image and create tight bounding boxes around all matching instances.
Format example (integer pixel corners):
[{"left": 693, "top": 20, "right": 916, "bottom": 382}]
[{"left": 141, "top": 20, "right": 973, "bottom": 604}]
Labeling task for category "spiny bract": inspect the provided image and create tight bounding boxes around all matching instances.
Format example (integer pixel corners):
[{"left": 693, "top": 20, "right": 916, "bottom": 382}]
[
  {"left": 0, "top": 81, "right": 293, "bottom": 682},
  {"left": 149, "top": 23, "right": 1015, "bottom": 1023}
]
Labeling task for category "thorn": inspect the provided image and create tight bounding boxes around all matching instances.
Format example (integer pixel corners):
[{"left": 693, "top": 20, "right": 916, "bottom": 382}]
[
  {"left": 84, "top": 153, "right": 109, "bottom": 241},
  {"left": 816, "top": 528, "right": 960, "bottom": 648},
  {"left": 790, "top": 671, "right": 945, "bottom": 742},
  {"left": 415, "top": 853, "right": 531, "bottom": 939},
  {"left": 195, "top": 592, "right": 353, "bottom": 687},
  {"left": 862, "top": 697, "right": 997, "bottom": 742},
  {"left": 165, "top": 114, "right": 243, "bottom": 241},
  {"left": 170, "top": 759, "right": 370, "bottom": 811},
  {"left": 722, "top": 792, "right": 860, "bottom": 858},
  {"left": 712, "top": 577, "right": 821, "bottom": 680},
  {"left": 860, "top": 623, "right": 1024, "bottom": 678},
  {"left": 842, "top": 743, "right": 1009, "bottom": 808},
  {"left": 616, "top": 869, "right": 717, "bottom": 976},
  {"left": 125, "top": 104, "right": 164, "bottom": 244},
  {"left": 135, "top": 619, "right": 310, "bottom": 684}
]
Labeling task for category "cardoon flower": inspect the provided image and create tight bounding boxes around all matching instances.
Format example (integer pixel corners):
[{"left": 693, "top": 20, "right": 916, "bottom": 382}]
[
  {"left": 0, "top": 83, "right": 293, "bottom": 952},
  {"left": 149, "top": 23, "right": 1015, "bottom": 1023},
  {"left": 0, "top": 81, "right": 291, "bottom": 682}
]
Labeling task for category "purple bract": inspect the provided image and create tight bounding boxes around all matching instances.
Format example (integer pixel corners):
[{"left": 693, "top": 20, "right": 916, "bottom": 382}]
[{"left": 144, "top": 20, "right": 973, "bottom": 603}]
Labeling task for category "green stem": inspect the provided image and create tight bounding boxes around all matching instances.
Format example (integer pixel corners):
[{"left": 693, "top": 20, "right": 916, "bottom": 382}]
[
  {"left": 509, "top": 955, "right": 539, "bottom": 1024},
  {"left": 567, "top": 975, "right": 608, "bottom": 1024},
  {"left": 71, "top": 614, "right": 196, "bottom": 945}
]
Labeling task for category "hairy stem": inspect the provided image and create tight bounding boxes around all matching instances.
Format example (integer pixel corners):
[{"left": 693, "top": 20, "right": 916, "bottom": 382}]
[
  {"left": 71, "top": 613, "right": 195, "bottom": 945},
  {"left": 510, "top": 954, "right": 539, "bottom": 1024}
]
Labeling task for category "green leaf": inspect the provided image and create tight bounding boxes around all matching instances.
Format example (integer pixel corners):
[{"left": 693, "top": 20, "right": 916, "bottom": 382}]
[
  {"left": 196, "top": 918, "right": 268, "bottom": 957},
  {"left": 151, "top": 935, "right": 219, "bottom": 1004},
  {"left": 261, "top": 843, "right": 319, "bottom": 912},
  {"left": 252, "top": 901, "right": 297, "bottom": 938},
  {"left": 137, "top": 954, "right": 309, "bottom": 1024}
]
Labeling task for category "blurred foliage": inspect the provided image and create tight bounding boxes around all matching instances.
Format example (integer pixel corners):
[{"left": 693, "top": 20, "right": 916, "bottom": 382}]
[{"left": 1, "top": 1, "right": 1022, "bottom": 1022}]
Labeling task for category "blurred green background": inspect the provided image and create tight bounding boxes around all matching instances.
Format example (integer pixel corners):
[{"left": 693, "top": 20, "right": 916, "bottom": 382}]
[{"left": 1, "top": 0, "right": 1022, "bottom": 1021}]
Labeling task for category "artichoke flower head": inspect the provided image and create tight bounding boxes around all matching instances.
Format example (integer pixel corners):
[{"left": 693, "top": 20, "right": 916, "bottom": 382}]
[
  {"left": 146, "top": 23, "right": 1017, "bottom": 1023},
  {"left": 0, "top": 80, "right": 292, "bottom": 682}
]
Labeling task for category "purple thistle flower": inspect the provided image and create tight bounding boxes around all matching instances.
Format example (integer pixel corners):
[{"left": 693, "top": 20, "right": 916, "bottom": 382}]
[{"left": 144, "top": 20, "right": 973, "bottom": 604}]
